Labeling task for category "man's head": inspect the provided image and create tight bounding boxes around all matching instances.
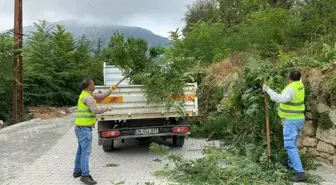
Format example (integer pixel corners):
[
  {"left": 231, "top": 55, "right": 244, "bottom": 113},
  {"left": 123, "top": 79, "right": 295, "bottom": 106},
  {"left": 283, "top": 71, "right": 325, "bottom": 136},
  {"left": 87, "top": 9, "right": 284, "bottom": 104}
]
[
  {"left": 82, "top": 78, "right": 95, "bottom": 92},
  {"left": 288, "top": 70, "right": 301, "bottom": 83}
]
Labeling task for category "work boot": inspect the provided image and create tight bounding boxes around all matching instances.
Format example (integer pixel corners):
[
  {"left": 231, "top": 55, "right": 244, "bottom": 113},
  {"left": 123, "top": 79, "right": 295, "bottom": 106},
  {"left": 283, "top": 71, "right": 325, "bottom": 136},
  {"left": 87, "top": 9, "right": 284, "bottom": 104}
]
[
  {"left": 73, "top": 171, "right": 81, "bottom": 178},
  {"left": 291, "top": 172, "right": 307, "bottom": 182},
  {"left": 80, "top": 175, "right": 97, "bottom": 185}
]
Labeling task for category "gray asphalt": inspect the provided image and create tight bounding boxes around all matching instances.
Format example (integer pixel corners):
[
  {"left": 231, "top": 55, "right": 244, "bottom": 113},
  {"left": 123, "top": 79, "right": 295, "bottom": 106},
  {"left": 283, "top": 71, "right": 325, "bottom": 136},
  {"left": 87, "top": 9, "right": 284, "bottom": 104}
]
[
  {"left": 0, "top": 116, "right": 74, "bottom": 184},
  {"left": 1, "top": 114, "right": 335, "bottom": 185}
]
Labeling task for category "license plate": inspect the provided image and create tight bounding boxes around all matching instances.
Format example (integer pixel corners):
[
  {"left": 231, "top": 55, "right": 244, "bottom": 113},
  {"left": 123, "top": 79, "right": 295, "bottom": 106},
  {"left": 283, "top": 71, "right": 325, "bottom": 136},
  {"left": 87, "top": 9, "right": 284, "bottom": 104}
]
[{"left": 135, "top": 128, "right": 159, "bottom": 135}]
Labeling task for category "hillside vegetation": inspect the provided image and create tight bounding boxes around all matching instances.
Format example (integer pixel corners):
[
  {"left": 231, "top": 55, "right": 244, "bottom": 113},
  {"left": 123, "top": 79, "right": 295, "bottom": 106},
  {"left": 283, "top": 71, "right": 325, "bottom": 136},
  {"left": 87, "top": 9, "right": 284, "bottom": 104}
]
[
  {"left": 1, "top": 0, "right": 336, "bottom": 184},
  {"left": 150, "top": 0, "right": 335, "bottom": 184}
]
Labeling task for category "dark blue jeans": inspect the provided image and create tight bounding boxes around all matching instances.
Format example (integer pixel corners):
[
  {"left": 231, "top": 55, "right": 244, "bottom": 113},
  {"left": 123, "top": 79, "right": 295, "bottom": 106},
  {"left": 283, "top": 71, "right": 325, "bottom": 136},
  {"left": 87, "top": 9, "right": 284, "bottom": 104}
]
[
  {"left": 74, "top": 127, "right": 92, "bottom": 176},
  {"left": 283, "top": 119, "right": 305, "bottom": 173}
]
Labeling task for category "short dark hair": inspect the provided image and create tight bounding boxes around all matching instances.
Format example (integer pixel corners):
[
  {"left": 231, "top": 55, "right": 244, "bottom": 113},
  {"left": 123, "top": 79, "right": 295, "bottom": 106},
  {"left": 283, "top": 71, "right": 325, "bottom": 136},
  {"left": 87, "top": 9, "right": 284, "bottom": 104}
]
[
  {"left": 289, "top": 70, "right": 301, "bottom": 81},
  {"left": 81, "top": 78, "right": 92, "bottom": 90}
]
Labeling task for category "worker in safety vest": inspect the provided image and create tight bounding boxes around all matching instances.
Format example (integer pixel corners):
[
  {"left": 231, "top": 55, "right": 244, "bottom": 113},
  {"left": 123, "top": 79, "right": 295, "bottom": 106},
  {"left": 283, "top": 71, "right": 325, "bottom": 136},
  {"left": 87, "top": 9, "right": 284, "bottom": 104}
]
[
  {"left": 263, "top": 70, "right": 307, "bottom": 182},
  {"left": 73, "top": 78, "right": 116, "bottom": 185}
]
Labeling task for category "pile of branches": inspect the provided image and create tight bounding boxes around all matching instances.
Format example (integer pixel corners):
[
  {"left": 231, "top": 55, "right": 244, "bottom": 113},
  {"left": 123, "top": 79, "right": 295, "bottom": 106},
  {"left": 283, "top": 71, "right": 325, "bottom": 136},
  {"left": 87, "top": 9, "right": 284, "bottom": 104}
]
[{"left": 102, "top": 32, "right": 196, "bottom": 106}]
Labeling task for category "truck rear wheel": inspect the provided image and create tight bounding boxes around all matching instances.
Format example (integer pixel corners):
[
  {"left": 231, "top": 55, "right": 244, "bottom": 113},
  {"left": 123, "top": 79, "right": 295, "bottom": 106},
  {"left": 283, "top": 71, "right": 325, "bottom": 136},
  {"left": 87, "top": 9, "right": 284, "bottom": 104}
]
[
  {"left": 172, "top": 136, "right": 185, "bottom": 147},
  {"left": 102, "top": 141, "right": 114, "bottom": 152}
]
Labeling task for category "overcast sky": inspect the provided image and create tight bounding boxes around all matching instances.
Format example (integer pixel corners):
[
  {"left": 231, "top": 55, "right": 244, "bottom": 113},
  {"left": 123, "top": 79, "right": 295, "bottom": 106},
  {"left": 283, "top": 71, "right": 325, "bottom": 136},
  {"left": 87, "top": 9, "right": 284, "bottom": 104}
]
[{"left": 0, "top": 0, "right": 196, "bottom": 37}]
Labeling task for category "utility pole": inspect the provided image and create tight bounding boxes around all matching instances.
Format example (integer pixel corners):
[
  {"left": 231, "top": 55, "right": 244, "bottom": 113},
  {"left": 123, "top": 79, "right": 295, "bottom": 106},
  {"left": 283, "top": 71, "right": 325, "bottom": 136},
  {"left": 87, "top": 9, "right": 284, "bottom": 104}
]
[
  {"left": 12, "top": 0, "right": 23, "bottom": 124},
  {"left": 18, "top": 0, "right": 24, "bottom": 117}
]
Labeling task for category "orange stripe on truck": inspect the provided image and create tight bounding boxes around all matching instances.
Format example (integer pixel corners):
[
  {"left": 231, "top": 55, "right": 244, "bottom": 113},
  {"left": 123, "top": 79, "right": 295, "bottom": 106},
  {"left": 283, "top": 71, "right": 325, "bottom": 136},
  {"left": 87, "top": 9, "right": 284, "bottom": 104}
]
[
  {"left": 96, "top": 96, "right": 123, "bottom": 103},
  {"left": 96, "top": 94, "right": 195, "bottom": 103},
  {"left": 170, "top": 93, "right": 196, "bottom": 101}
]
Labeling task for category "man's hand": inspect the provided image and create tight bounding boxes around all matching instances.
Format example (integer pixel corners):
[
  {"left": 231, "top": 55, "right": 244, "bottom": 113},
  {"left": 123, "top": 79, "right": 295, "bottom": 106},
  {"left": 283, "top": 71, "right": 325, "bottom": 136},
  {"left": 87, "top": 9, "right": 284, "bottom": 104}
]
[
  {"left": 263, "top": 84, "right": 269, "bottom": 92},
  {"left": 109, "top": 85, "right": 117, "bottom": 92}
]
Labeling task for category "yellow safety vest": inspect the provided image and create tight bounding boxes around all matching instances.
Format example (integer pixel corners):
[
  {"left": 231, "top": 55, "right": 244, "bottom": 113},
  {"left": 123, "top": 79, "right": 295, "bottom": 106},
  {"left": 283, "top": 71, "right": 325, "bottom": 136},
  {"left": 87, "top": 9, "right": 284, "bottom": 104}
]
[
  {"left": 75, "top": 91, "right": 97, "bottom": 126},
  {"left": 278, "top": 81, "right": 305, "bottom": 120}
]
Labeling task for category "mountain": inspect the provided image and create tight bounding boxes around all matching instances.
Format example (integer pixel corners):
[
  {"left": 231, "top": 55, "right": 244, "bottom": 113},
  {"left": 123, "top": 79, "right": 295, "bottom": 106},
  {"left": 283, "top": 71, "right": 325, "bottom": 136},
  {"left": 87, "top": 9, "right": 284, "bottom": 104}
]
[{"left": 22, "top": 20, "right": 170, "bottom": 47}]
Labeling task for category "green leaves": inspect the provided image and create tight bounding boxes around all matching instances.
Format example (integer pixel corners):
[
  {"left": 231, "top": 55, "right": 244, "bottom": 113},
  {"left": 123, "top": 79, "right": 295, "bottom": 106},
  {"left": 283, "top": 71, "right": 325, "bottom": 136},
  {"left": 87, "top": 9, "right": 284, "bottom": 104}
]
[
  {"left": 184, "top": 0, "right": 220, "bottom": 33},
  {"left": 138, "top": 56, "right": 194, "bottom": 106},
  {"left": 104, "top": 32, "right": 151, "bottom": 78},
  {"left": 182, "top": 21, "right": 229, "bottom": 64},
  {"left": 0, "top": 33, "right": 14, "bottom": 122},
  {"left": 150, "top": 145, "right": 295, "bottom": 185},
  {"left": 103, "top": 32, "right": 196, "bottom": 108},
  {"left": 24, "top": 20, "right": 102, "bottom": 106}
]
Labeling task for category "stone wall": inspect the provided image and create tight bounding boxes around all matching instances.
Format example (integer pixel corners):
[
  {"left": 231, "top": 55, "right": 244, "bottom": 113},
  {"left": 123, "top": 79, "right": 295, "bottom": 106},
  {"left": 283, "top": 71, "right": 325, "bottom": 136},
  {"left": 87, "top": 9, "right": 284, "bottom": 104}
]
[{"left": 298, "top": 103, "right": 336, "bottom": 166}]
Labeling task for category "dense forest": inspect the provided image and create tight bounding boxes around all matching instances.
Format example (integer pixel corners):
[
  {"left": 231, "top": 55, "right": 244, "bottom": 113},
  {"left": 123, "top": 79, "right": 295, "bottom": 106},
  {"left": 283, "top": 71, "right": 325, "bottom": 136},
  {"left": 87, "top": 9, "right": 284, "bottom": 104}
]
[{"left": 1, "top": 0, "right": 336, "bottom": 184}]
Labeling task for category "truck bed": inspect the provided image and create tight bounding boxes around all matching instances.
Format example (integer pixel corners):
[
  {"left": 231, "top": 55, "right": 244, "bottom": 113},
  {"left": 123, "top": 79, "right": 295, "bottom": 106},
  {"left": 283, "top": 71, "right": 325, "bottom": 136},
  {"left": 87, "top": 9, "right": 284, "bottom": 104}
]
[{"left": 94, "top": 83, "right": 198, "bottom": 121}]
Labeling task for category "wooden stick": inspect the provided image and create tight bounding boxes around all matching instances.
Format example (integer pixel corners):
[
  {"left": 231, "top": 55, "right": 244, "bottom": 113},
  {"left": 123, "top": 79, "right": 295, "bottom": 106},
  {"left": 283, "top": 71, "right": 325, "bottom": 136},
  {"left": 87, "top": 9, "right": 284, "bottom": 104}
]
[
  {"left": 207, "top": 131, "right": 215, "bottom": 141},
  {"left": 115, "top": 75, "right": 129, "bottom": 87},
  {"left": 264, "top": 75, "right": 271, "bottom": 161}
]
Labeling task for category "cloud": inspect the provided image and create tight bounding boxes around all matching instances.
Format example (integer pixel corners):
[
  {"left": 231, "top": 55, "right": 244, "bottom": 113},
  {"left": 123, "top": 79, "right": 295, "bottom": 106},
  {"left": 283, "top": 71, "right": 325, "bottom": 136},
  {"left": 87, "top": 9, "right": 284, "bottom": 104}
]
[{"left": 0, "top": 0, "right": 196, "bottom": 36}]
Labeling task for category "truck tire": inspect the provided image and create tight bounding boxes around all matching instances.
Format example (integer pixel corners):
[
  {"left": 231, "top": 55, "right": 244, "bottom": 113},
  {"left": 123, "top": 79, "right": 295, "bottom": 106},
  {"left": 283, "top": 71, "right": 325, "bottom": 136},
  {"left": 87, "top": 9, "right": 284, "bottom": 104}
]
[
  {"left": 102, "top": 141, "right": 114, "bottom": 152},
  {"left": 172, "top": 136, "right": 185, "bottom": 147}
]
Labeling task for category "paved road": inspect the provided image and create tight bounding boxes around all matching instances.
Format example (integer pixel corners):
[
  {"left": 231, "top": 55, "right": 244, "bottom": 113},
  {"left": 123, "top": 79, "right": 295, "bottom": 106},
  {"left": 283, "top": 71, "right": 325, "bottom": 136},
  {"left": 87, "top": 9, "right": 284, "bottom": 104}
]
[
  {"left": 0, "top": 115, "right": 73, "bottom": 185},
  {"left": 1, "top": 114, "right": 336, "bottom": 185},
  {"left": 1, "top": 114, "right": 218, "bottom": 185}
]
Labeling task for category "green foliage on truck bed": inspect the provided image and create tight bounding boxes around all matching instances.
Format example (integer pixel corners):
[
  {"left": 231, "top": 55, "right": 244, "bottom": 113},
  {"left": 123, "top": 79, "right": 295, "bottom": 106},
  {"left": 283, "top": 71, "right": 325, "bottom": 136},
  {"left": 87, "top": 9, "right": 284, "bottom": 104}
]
[{"left": 102, "top": 32, "right": 197, "bottom": 108}]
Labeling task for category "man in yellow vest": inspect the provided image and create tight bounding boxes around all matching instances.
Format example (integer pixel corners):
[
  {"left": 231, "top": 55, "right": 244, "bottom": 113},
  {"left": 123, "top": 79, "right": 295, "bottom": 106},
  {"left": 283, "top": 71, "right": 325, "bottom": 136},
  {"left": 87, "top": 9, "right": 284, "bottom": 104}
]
[
  {"left": 73, "top": 78, "right": 116, "bottom": 184},
  {"left": 263, "top": 70, "right": 307, "bottom": 182}
]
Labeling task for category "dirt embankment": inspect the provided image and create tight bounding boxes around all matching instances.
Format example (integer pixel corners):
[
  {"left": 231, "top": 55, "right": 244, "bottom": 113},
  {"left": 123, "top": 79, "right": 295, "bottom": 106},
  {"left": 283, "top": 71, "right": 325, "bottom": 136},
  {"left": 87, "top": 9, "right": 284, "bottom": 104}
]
[
  {"left": 27, "top": 106, "right": 75, "bottom": 120},
  {"left": 0, "top": 106, "right": 75, "bottom": 129},
  {"left": 197, "top": 55, "right": 245, "bottom": 117}
]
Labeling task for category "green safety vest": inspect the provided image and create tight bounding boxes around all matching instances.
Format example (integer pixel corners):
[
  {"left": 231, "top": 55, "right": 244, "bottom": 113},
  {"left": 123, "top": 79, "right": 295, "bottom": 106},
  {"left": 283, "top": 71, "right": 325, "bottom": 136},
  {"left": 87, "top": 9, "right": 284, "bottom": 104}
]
[
  {"left": 75, "top": 91, "right": 97, "bottom": 126},
  {"left": 278, "top": 81, "right": 305, "bottom": 120}
]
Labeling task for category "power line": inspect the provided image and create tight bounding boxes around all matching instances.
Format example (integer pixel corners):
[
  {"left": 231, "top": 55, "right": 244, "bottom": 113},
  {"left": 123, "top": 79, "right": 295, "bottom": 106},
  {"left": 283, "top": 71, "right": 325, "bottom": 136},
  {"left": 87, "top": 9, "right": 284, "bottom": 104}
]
[{"left": 86, "top": 0, "right": 114, "bottom": 24}]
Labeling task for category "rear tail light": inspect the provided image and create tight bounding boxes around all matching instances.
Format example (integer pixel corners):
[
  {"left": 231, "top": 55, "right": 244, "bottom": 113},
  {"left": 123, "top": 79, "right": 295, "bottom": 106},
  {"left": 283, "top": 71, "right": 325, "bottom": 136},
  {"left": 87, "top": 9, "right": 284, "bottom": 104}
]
[
  {"left": 101, "top": 130, "right": 120, "bottom": 138},
  {"left": 172, "top": 127, "right": 189, "bottom": 133}
]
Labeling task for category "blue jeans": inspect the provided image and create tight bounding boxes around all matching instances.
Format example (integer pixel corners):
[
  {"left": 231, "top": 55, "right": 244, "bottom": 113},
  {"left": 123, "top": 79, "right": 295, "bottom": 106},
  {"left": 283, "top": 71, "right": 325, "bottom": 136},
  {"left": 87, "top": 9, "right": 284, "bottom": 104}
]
[
  {"left": 74, "top": 127, "right": 93, "bottom": 176},
  {"left": 283, "top": 119, "right": 304, "bottom": 173}
]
